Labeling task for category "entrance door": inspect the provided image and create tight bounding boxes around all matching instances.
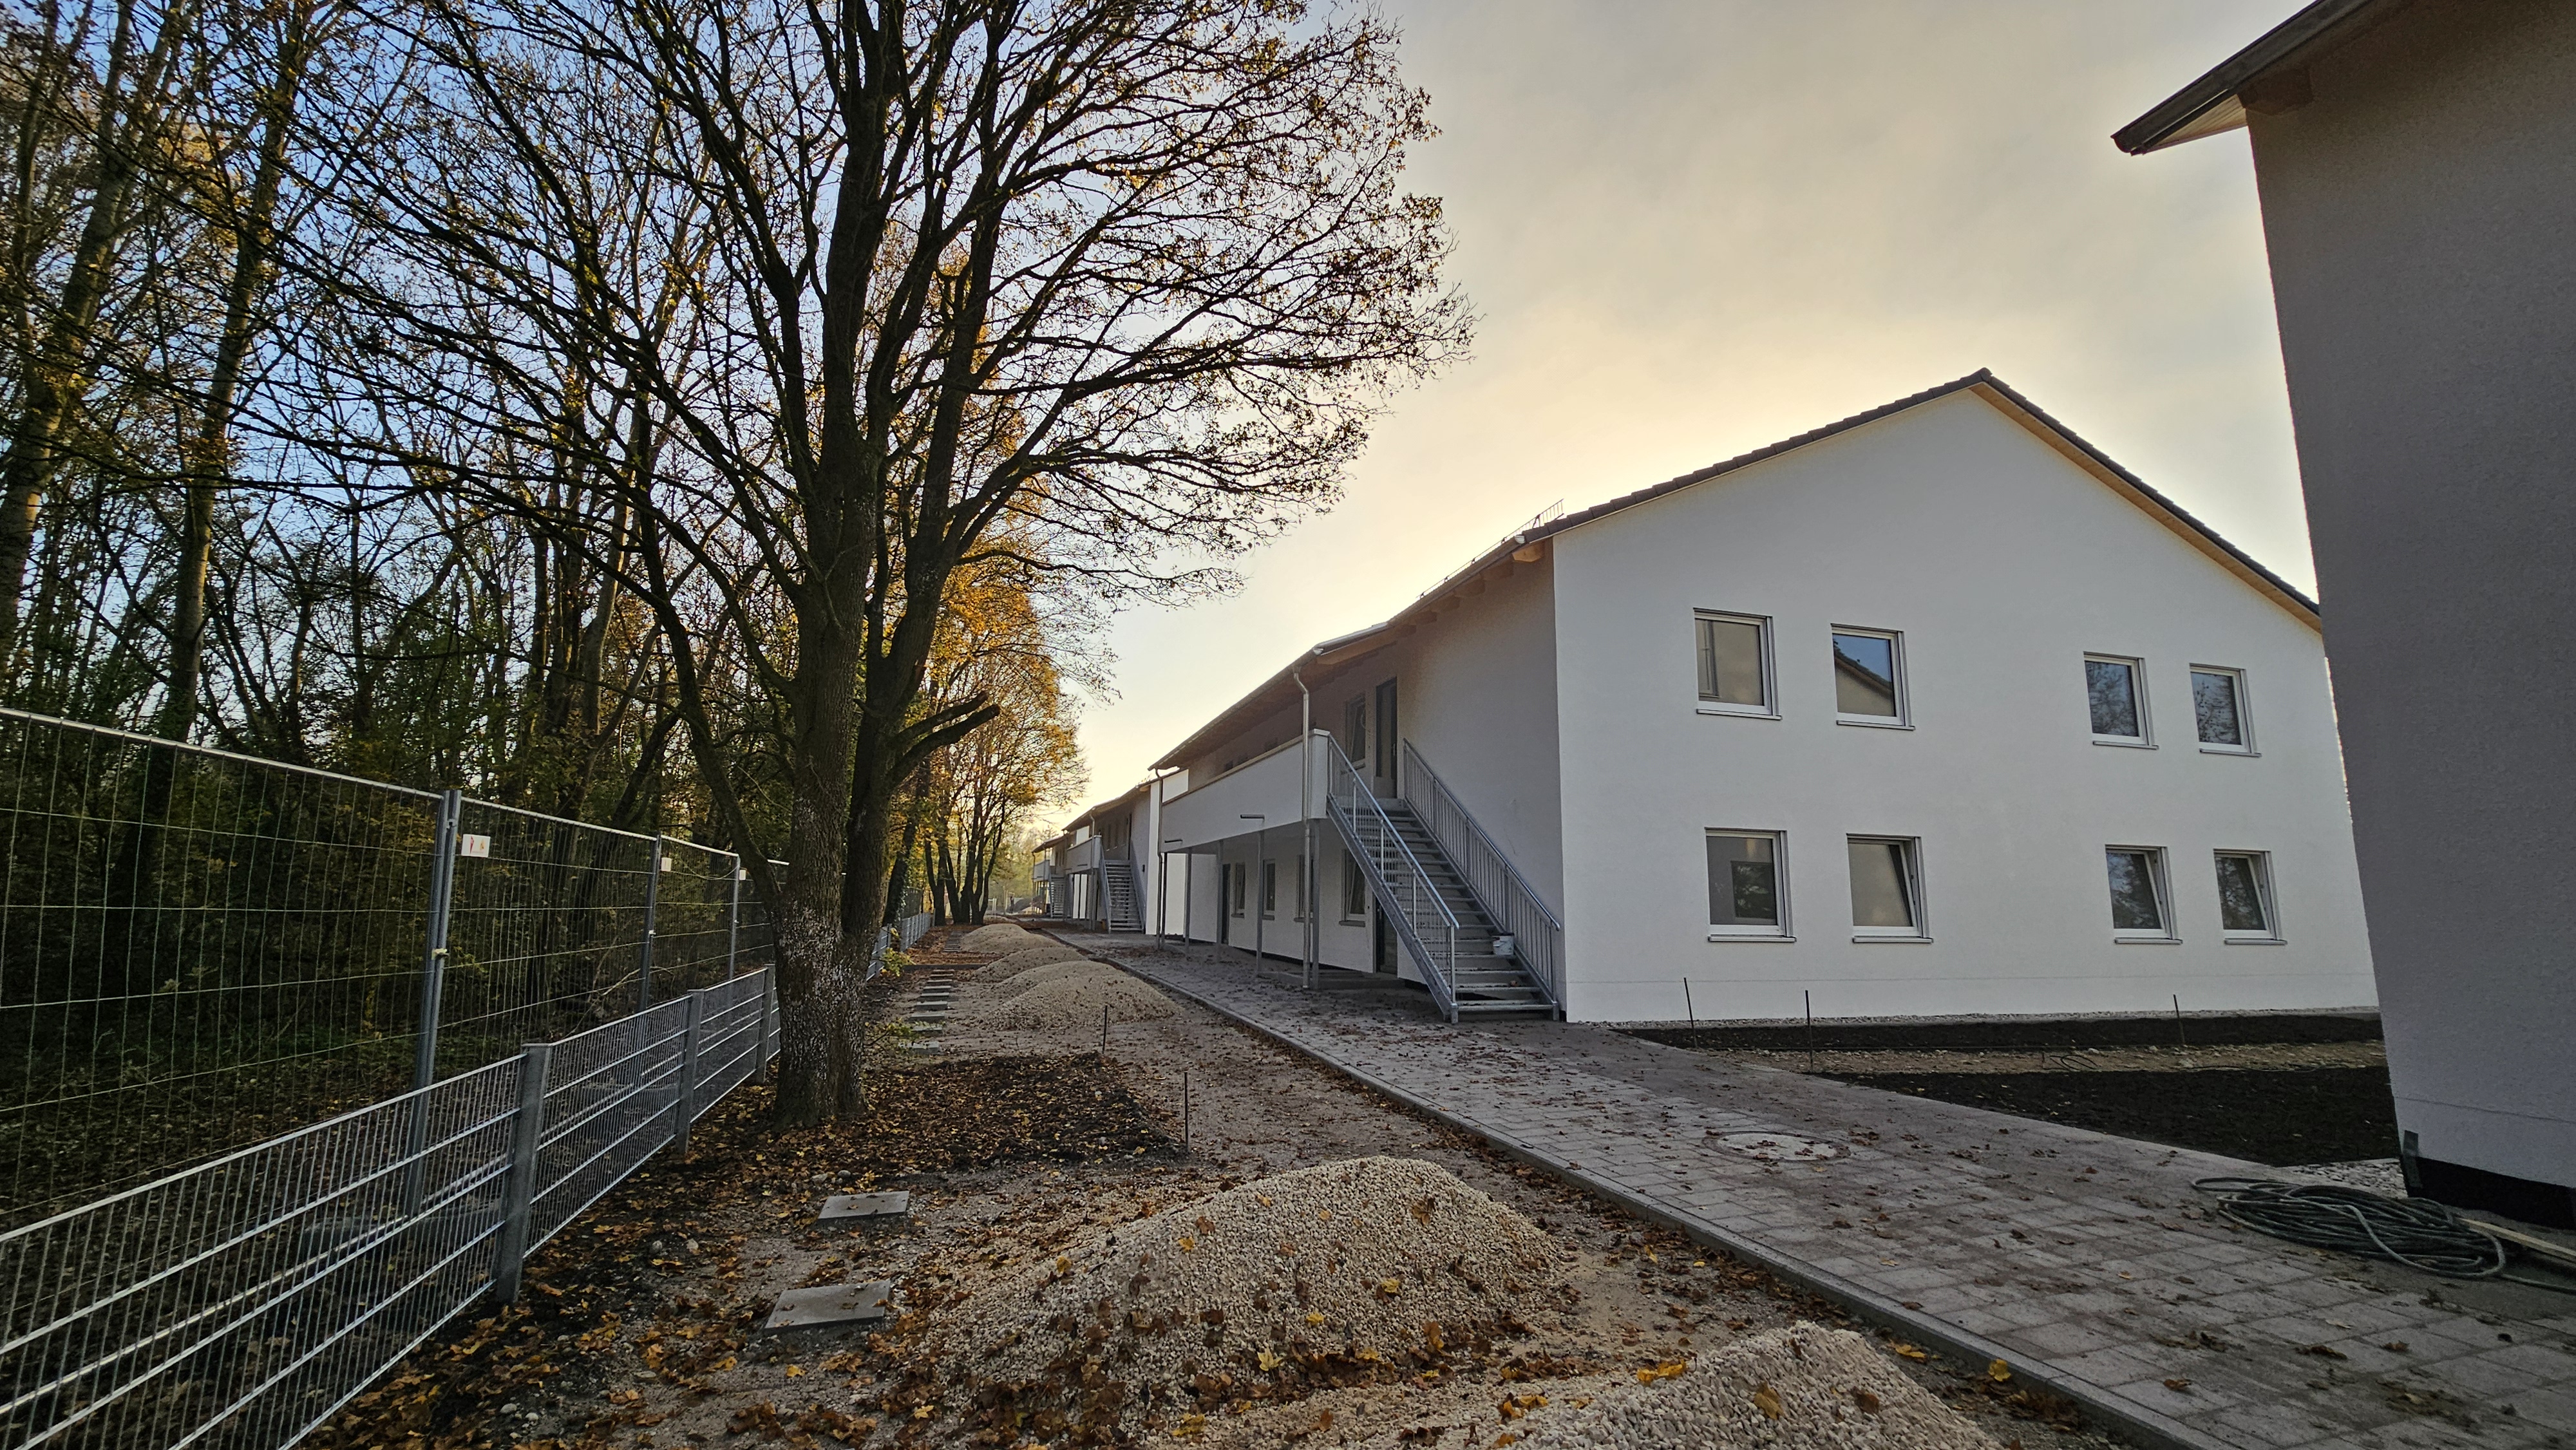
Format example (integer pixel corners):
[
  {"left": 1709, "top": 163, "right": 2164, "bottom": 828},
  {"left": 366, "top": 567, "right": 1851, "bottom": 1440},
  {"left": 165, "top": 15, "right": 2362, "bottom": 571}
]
[
  {"left": 1218, "top": 864, "right": 1233, "bottom": 945},
  {"left": 1372, "top": 905, "right": 1394, "bottom": 974},
  {"left": 1372, "top": 679, "right": 1399, "bottom": 797}
]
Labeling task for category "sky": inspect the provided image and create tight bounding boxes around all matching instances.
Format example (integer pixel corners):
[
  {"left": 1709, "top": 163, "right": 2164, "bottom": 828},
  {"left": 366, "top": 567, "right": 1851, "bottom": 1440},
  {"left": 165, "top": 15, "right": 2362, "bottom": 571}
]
[{"left": 1052, "top": 0, "right": 2307, "bottom": 827}]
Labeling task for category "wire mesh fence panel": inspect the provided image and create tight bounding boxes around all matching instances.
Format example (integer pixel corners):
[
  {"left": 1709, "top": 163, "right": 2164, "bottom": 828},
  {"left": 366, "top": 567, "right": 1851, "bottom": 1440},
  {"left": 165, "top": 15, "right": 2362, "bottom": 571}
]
[
  {"left": 649, "top": 840, "right": 739, "bottom": 999},
  {"left": 0, "top": 968, "right": 777, "bottom": 1450},
  {"left": 527, "top": 998, "right": 688, "bottom": 1250},
  {"left": 0, "top": 711, "right": 442, "bottom": 1231},
  {"left": 434, "top": 804, "right": 656, "bottom": 1076},
  {"left": 730, "top": 867, "right": 784, "bottom": 975},
  {"left": 0, "top": 1055, "right": 522, "bottom": 1450}
]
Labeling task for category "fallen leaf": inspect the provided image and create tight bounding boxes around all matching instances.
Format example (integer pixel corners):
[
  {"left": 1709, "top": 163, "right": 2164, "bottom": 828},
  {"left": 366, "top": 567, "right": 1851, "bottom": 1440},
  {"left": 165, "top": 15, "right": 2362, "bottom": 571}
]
[
  {"left": 1987, "top": 1359, "right": 2012, "bottom": 1382},
  {"left": 1751, "top": 1384, "right": 1782, "bottom": 1420},
  {"left": 2163, "top": 1379, "right": 2192, "bottom": 1392},
  {"left": 1888, "top": 1342, "right": 1928, "bottom": 1362},
  {"left": 1851, "top": 1388, "right": 1881, "bottom": 1414}
]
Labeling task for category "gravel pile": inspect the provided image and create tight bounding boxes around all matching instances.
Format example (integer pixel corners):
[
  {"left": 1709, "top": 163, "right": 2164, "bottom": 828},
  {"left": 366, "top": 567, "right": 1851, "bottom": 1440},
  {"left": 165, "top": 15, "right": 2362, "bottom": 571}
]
[
  {"left": 956, "top": 961, "right": 1175, "bottom": 1031},
  {"left": 1513, "top": 1324, "right": 1996, "bottom": 1450},
  {"left": 981, "top": 940, "right": 1087, "bottom": 983},
  {"left": 958, "top": 923, "right": 1033, "bottom": 953},
  {"left": 930, "top": 1158, "right": 1566, "bottom": 1435}
]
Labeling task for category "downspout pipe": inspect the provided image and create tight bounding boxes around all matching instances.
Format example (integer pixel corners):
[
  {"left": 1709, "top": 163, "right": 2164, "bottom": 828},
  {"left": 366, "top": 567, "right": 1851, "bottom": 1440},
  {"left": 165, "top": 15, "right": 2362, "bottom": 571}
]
[{"left": 1296, "top": 664, "right": 1317, "bottom": 991}]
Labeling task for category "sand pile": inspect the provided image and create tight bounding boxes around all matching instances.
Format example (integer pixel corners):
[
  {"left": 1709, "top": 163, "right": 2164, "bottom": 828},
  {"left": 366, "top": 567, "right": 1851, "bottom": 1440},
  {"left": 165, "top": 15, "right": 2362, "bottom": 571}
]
[
  {"left": 981, "top": 940, "right": 1086, "bottom": 983},
  {"left": 1513, "top": 1324, "right": 1997, "bottom": 1450},
  {"left": 931, "top": 1158, "right": 1566, "bottom": 1433},
  {"left": 956, "top": 961, "right": 1175, "bottom": 1030},
  {"left": 958, "top": 923, "right": 1032, "bottom": 953}
]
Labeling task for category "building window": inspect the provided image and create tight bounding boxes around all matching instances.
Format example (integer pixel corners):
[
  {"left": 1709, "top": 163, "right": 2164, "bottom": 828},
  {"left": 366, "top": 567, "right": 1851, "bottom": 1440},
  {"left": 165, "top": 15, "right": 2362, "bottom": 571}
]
[
  {"left": 1261, "top": 860, "right": 1278, "bottom": 918},
  {"left": 1706, "top": 830, "right": 1787, "bottom": 936},
  {"left": 2192, "top": 667, "right": 2252, "bottom": 752},
  {"left": 2085, "top": 655, "right": 2149, "bottom": 744},
  {"left": 1293, "top": 856, "right": 1307, "bottom": 922},
  {"left": 1846, "top": 836, "right": 1924, "bottom": 936},
  {"left": 1229, "top": 862, "right": 1245, "bottom": 916},
  {"left": 2215, "top": 851, "right": 2278, "bottom": 939},
  {"left": 1832, "top": 628, "right": 1905, "bottom": 724},
  {"left": 1343, "top": 849, "right": 1368, "bottom": 920},
  {"left": 1343, "top": 695, "right": 1368, "bottom": 762},
  {"left": 2105, "top": 847, "right": 2172, "bottom": 938},
  {"left": 1694, "top": 612, "right": 1773, "bottom": 715}
]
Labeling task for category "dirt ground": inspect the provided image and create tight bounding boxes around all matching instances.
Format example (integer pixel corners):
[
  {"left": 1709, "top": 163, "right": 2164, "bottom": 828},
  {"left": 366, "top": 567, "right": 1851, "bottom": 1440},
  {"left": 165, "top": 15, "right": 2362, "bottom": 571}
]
[
  {"left": 1643, "top": 1017, "right": 2396, "bottom": 1168},
  {"left": 300, "top": 932, "right": 2135, "bottom": 1450}
]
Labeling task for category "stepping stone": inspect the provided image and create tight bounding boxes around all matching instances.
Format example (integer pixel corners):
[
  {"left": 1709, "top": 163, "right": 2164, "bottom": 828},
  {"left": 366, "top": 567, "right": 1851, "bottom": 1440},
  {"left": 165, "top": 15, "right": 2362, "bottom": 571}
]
[
  {"left": 819, "top": 1190, "right": 911, "bottom": 1221},
  {"left": 762, "top": 1280, "right": 893, "bottom": 1330}
]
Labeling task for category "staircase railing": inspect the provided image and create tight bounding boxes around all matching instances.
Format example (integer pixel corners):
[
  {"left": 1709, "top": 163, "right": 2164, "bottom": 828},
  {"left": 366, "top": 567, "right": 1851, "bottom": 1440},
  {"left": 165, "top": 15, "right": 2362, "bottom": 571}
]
[
  {"left": 1321, "top": 733, "right": 1462, "bottom": 1021},
  {"left": 1401, "top": 741, "right": 1566, "bottom": 1015}
]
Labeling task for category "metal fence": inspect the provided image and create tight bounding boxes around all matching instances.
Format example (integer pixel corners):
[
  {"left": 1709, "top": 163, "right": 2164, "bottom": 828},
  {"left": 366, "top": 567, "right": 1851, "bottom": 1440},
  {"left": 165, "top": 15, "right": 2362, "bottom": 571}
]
[
  {"left": 0, "top": 966, "right": 778, "bottom": 1450},
  {"left": 0, "top": 709, "right": 777, "bottom": 1232}
]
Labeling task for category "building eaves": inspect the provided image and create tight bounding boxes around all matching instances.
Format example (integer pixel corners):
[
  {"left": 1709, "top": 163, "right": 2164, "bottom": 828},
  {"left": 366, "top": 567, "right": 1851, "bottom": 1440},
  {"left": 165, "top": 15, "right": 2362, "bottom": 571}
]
[{"left": 2112, "top": 0, "right": 2398, "bottom": 155}]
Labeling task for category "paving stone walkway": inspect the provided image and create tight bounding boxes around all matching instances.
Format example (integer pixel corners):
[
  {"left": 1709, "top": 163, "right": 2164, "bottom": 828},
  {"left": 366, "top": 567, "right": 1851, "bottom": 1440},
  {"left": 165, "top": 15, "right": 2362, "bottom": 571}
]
[{"left": 1061, "top": 933, "right": 2576, "bottom": 1450}]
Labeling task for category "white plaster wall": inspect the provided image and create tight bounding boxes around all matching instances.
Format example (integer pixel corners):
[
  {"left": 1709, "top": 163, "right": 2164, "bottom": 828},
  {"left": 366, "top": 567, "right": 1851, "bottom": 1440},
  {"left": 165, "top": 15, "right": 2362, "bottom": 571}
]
[
  {"left": 1392, "top": 555, "right": 1567, "bottom": 913},
  {"left": 2247, "top": 1, "right": 2576, "bottom": 1195},
  {"left": 1550, "top": 391, "right": 2376, "bottom": 1023}
]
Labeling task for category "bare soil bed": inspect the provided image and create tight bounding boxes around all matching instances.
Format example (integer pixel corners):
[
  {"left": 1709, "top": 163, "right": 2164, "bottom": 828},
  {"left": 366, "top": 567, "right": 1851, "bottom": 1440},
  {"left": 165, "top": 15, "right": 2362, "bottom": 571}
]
[
  {"left": 1639, "top": 1013, "right": 2395, "bottom": 1168},
  {"left": 1830, "top": 1067, "right": 2398, "bottom": 1167},
  {"left": 296, "top": 931, "right": 2132, "bottom": 1450}
]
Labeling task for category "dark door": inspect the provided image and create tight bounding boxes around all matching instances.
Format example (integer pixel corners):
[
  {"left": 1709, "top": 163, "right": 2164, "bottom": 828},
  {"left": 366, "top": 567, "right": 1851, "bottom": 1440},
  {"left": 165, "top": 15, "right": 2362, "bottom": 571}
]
[
  {"left": 1372, "top": 679, "right": 1399, "bottom": 795},
  {"left": 1218, "top": 865, "right": 1232, "bottom": 945},
  {"left": 1372, "top": 905, "right": 1394, "bottom": 974}
]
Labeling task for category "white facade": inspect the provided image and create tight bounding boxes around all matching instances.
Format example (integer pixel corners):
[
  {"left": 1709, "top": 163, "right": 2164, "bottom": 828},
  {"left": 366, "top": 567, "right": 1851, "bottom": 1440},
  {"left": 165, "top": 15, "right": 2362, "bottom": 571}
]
[{"left": 1126, "top": 376, "right": 2376, "bottom": 1023}]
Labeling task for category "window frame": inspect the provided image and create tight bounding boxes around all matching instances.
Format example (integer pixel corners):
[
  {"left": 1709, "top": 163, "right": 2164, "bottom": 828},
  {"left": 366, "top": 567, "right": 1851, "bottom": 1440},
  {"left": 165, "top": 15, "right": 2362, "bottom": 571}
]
[
  {"left": 2104, "top": 845, "right": 2176, "bottom": 942},
  {"left": 2084, "top": 654, "right": 2154, "bottom": 748},
  {"left": 1830, "top": 625, "right": 1909, "bottom": 728},
  {"left": 1704, "top": 828, "right": 1792, "bottom": 940},
  {"left": 1341, "top": 848, "right": 1368, "bottom": 922},
  {"left": 1845, "top": 834, "right": 1929, "bottom": 941},
  {"left": 1228, "top": 862, "right": 1245, "bottom": 916},
  {"left": 1693, "top": 610, "right": 1778, "bottom": 719},
  {"left": 1260, "top": 859, "right": 1278, "bottom": 919},
  {"left": 2213, "top": 849, "right": 2282, "bottom": 943},
  {"left": 2190, "top": 665, "right": 2257, "bottom": 755}
]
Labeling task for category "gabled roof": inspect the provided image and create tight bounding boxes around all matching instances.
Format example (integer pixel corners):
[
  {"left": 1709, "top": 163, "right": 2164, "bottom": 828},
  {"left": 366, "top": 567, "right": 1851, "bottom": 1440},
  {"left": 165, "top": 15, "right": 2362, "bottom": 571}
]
[
  {"left": 1151, "top": 371, "right": 2318, "bottom": 771},
  {"left": 2113, "top": 0, "right": 2403, "bottom": 155}
]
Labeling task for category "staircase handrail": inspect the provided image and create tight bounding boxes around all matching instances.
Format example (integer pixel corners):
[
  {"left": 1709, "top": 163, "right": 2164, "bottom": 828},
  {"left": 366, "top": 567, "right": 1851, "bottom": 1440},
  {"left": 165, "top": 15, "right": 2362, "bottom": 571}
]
[
  {"left": 1318, "top": 733, "right": 1461, "bottom": 1021},
  {"left": 1399, "top": 740, "right": 1566, "bottom": 1014}
]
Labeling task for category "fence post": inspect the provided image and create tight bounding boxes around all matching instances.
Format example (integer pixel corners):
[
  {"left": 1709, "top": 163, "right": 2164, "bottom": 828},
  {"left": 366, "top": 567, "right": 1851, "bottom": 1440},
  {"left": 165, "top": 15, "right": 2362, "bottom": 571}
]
[
  {"left": 493, "top": 1041, "right": 551, "bottom": 1305},
  {"left": 414, "top": 789, "right": 464, "bottom": 1090},
  {"left": 674, "top": 989, "right": 704, "bottom": 1159},
  {"left": 725, "top": 862, "right": 744, "bottom": 977},
  {"left": 755, "top": 969, "right": 775, "bottom": 1084},
  {"left": 639, "top": 834, "right": 664, "bottom": 1012}
]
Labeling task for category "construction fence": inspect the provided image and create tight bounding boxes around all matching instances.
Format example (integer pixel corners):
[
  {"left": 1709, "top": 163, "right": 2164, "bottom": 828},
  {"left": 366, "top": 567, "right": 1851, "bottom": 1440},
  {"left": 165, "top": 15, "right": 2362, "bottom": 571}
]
[
  {"left": 0, "top": 708, "right": 781, "bottom": 1232},
  {"left": 0, "top": 706, "right": 817, "bottom": 1450}
]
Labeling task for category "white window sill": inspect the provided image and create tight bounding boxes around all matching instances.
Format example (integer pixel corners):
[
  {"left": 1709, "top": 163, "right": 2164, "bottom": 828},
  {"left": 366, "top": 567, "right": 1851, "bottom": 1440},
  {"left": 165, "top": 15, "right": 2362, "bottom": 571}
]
[
  {"left": 1836, "top": 717, "right": 1912, "bottom": 731},
  {"left": 2092, "top": 737, "right": 2155, "bottom": 749},
  {"left": 1707, "top": 932, "right": 1794, "bottom": 943},
  {"left": 2112, "top": 934, "right": 2180, "bottom": 945},
  {"left": 1852, "top": 933, "right": 1931, "bottom": 943},
  {"left": 1696, "top": 703, "right": 1779, "bottom": 719},
  {"left": 2198, "top": 746, "right": 2260, "bottom": 757},
  {"left": 2223, "top": 936, "right": 2286, "bottom": 946}
]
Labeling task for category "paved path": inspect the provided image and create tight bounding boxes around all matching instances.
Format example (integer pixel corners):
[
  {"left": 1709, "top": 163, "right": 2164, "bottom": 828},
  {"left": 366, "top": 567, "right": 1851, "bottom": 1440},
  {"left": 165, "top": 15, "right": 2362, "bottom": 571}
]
[{"left": 1062, "top": 934, "right": 2576, "bottom": 1450}]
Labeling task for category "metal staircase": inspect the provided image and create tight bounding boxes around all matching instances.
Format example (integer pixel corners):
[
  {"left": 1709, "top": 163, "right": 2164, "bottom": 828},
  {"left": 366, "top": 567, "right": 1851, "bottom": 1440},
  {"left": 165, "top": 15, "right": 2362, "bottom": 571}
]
[
  {"left": 1102, "top": 857, "right": 1144, "bottom": 932},
  {"left": 1322, "top": 737, "right": 1560, "bottom": 1021}
]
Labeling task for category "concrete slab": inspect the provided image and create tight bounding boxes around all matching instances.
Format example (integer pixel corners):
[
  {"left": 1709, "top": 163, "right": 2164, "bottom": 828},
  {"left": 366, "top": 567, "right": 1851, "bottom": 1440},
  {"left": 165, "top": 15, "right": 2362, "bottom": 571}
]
[
  {"left": 819, "top": 1190, "right": 911, "bottom": 1221},
  {"left": 762, "top": 1280, "right": 893, "bottom": 1330}
]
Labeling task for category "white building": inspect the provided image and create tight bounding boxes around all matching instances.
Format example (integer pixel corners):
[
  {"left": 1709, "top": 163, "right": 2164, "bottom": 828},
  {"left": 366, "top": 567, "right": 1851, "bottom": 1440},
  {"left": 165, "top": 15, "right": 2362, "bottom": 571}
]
[{"left": 1129, "top": 373, "right": 2376, "bottom": 1024}]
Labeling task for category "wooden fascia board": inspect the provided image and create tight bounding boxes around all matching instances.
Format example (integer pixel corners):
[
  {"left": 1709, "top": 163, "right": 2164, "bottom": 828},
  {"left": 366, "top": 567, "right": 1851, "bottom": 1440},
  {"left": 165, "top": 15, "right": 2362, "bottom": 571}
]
[{"left": 1968, "top": 382, "right": 2322, "bottom": 632}]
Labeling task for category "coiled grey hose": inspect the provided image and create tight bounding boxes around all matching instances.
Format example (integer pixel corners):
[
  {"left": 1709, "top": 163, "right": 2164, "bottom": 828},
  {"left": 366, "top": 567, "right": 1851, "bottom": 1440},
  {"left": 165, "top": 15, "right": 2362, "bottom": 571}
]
[{"left": 2194, "top": 1177, "right": 2508, "bottom": 1278}]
